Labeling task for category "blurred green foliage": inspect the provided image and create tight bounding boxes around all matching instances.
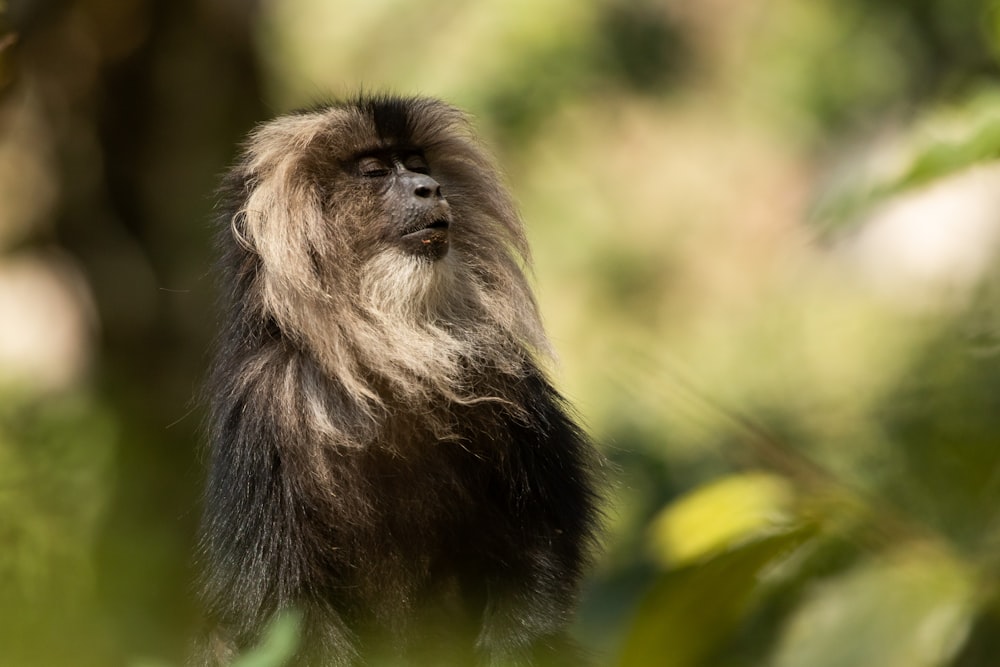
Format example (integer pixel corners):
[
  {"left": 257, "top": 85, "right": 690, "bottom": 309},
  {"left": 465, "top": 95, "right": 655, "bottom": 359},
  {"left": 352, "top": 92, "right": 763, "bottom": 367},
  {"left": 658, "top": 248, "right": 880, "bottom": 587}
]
[
  {"left": 3, "top": 0, "right": 1000, "bottom": 666},
  {"left": 229, "top": 612, "right": 302, "bottom": 667},
  {"left": 0, "top": 390, "right": 117, "bottom": 666}
]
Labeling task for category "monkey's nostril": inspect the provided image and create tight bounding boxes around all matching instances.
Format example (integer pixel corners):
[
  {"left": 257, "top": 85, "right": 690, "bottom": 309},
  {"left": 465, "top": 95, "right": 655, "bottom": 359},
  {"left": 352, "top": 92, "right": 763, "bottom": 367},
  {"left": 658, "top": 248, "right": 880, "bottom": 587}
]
[{"left": 411, "top": 173, "right": 442, "bottom": 199}]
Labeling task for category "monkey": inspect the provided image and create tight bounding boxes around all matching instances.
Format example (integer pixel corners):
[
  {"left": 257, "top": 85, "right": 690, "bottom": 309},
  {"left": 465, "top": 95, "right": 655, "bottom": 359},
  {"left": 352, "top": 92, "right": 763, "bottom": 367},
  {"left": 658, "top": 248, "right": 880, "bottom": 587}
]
[{"left": 197, "top": 94, "right": 601, "bottom": 666}]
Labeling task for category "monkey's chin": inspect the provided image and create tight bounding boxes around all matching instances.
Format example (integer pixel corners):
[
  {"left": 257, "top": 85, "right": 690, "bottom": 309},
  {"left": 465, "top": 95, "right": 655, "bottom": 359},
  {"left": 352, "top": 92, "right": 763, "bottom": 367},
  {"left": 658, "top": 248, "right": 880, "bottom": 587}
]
[{"left": 400, "top": 225, "right": 450, "bottom": 261}]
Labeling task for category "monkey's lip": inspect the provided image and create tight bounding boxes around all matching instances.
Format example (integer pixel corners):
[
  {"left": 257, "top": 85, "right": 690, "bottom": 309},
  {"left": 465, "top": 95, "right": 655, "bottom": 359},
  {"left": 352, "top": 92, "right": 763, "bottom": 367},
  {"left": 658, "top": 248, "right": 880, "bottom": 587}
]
[
  {"left": 399, "top": 218, "right": 451, "bottom": 259},
  {"left": 400, "top": 219, "right": 450, "bottom": 240}
]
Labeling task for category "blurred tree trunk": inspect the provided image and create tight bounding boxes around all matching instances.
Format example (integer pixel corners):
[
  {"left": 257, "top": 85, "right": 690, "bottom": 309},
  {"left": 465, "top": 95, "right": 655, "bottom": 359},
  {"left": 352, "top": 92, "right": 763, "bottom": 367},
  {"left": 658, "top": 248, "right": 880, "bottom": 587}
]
[{"left": 14, "top": 0, "right": 267, "bottom": 661}]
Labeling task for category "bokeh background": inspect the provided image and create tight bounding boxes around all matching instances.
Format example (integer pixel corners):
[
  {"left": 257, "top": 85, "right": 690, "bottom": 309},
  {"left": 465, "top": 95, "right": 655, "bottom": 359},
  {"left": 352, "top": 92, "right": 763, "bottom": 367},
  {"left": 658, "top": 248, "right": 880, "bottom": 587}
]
[{"left": 4, "top": 0, "right": 1000, "bottom": 665}]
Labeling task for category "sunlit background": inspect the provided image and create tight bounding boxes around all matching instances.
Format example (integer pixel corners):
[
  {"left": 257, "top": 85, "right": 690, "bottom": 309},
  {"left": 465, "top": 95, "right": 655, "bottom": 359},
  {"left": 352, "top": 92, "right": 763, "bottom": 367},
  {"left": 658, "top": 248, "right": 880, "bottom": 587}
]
[{"left": 3, "top": 1, "right": 1000, "bottom": 665}]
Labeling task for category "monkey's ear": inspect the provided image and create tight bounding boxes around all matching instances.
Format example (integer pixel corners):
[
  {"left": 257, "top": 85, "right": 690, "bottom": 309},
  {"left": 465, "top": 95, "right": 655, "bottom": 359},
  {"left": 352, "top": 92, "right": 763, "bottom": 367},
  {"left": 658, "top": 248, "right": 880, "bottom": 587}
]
[
  {"left": 235, "top": 116, "right": 335, "bottom": 300},
  {"left": 245, "top": 184, "right": 331, "bottom": 312},
  {"left": 229, "top": 209, "right": 255, "bottom": 254}
]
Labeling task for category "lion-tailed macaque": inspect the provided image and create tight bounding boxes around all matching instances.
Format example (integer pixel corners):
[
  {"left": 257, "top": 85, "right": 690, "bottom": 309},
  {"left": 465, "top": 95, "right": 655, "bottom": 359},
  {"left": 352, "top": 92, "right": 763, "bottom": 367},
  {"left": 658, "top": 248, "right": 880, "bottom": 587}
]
[{"left": 198, "top": 95, "right": 601, "bottom": 666}]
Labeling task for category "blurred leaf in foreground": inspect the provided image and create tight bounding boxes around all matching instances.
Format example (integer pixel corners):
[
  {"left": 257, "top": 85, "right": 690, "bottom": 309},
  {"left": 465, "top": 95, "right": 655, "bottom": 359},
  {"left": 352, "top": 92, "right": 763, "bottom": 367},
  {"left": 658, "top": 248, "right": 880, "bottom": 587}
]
[
  {"left": 232, "top": 610, "right": 302, "bottom": 667},
  {"left": 772, "top": 549, "right": 975, "bottom": 667},
  {"left": 618, "top": 527, "right": 813, "bottom": 667},
  {"left": 648, "top": 472, "right": 797, "bottom": 567}
]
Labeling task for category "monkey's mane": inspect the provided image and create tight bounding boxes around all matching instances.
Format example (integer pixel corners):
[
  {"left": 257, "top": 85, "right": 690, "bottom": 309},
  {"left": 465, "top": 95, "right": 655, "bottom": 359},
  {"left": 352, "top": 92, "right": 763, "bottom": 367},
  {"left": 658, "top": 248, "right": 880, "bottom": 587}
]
[{"left": 213, "top": 96, "right": 551, "bottom": 448}]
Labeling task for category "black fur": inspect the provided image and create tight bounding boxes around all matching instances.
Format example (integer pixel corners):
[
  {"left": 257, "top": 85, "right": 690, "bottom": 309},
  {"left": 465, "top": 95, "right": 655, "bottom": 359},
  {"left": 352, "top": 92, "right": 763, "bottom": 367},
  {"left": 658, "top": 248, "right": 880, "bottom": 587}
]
[{"left": 196, "top": 96, "right": 601, "bottom": 666}]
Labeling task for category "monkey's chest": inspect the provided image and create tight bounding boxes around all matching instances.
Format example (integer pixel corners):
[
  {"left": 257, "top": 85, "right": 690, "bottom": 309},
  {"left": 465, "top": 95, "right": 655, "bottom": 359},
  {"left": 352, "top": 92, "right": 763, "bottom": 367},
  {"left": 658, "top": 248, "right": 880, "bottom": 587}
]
[
  {"left": 358, "top": 437, "right": 509, "bottom": 549},
  {"left": 330, "top": 437, "right": 515, "bottom": 622}
]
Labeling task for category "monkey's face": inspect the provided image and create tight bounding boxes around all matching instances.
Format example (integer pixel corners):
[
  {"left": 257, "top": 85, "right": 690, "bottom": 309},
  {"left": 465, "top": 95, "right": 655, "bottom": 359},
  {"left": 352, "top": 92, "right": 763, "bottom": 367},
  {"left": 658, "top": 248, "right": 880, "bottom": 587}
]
[
  {"left": 348, "top": 149, "right": 453, "bottom": 262},
  {"left": 234, "top": 97, "right": 537, "bottom": 323},
  {"left": 225, "top": 96, "right": 550, "bottom": 387}
]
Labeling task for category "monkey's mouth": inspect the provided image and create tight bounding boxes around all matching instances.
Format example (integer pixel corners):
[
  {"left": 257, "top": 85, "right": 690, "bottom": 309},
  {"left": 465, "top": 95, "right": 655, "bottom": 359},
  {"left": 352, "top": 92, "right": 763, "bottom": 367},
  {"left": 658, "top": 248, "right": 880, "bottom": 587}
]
[
  {"left": 401, "top": 218, "right": 450, "bottom": 237},
  {"left": 399, "top": 218, "right": 451, "bottom": 259}
]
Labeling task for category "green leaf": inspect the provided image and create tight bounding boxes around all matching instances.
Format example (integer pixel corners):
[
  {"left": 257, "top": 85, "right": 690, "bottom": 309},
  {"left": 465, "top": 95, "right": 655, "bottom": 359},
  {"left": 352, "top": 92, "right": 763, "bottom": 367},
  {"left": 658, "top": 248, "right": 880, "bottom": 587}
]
[
  {"left": 648, "top": 472, "right": 796, "bottom": 567},
  {"left": 231, "top": 611, "right": 302, "bottom": 667},
  {"left": 618, "top": 528, "right": 812, "bottom": 667},
  {"left": 813, "top": 89, "right": 1000, "bottom": 231},
  {"left": 771, "top": 550, "right": 975, "bottom": 667}
]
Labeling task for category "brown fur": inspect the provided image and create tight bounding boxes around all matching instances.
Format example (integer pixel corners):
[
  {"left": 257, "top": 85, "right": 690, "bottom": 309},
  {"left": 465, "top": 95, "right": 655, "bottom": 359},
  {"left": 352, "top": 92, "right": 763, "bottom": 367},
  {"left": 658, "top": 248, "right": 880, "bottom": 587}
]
[{"left": 198, "top": 95, "right": 600, "bottom": 666}]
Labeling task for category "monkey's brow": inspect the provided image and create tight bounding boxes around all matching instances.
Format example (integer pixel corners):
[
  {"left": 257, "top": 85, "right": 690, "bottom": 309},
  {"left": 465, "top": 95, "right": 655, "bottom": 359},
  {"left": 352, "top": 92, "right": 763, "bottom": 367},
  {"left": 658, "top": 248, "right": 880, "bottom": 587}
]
[{"left": 352, "top": 146, "right": 425, "bottom": 160}]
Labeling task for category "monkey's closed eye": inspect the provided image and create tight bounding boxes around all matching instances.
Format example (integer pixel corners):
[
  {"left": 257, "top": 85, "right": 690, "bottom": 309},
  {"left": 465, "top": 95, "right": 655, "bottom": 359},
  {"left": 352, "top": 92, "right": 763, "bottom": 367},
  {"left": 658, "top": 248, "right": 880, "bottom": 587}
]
[
  {"left": 358, "top": 156, "right": 391, "bottom": 178},
  {"left": 402, "top": 153, "right": 431, "bottom": 175}
]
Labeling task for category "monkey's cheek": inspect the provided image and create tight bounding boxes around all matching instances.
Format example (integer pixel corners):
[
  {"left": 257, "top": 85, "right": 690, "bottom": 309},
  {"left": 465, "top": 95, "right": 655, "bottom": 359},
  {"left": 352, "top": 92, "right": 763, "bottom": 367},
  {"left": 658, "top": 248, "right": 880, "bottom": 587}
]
[{"left": 400, "top": 229, "right": 450, "bottom": 261}]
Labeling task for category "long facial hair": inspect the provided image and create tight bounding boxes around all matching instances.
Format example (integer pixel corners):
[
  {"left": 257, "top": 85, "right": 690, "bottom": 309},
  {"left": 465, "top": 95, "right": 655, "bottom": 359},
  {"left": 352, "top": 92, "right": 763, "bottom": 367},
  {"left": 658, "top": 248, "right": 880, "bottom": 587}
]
[
  {"left": 200, "top": 96, "right": 601, "bottom": 667},
  {"left": 213, "top": 97, "right": 551, "bottom": 449}
]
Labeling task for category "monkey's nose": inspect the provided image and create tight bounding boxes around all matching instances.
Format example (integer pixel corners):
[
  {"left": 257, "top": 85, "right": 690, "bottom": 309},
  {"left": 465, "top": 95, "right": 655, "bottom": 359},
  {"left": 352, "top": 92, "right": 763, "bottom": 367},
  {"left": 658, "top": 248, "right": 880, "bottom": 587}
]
[{"left": 410, "top": 173, "right": 442, "bottom": 199}]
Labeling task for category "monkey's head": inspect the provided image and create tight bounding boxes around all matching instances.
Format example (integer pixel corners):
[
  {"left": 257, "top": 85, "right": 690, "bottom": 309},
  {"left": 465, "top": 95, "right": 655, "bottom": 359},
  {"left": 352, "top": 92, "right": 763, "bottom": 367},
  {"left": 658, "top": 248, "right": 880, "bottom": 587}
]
[{"left": 218, "top": 95, "right": 549, "bottom": 408}]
